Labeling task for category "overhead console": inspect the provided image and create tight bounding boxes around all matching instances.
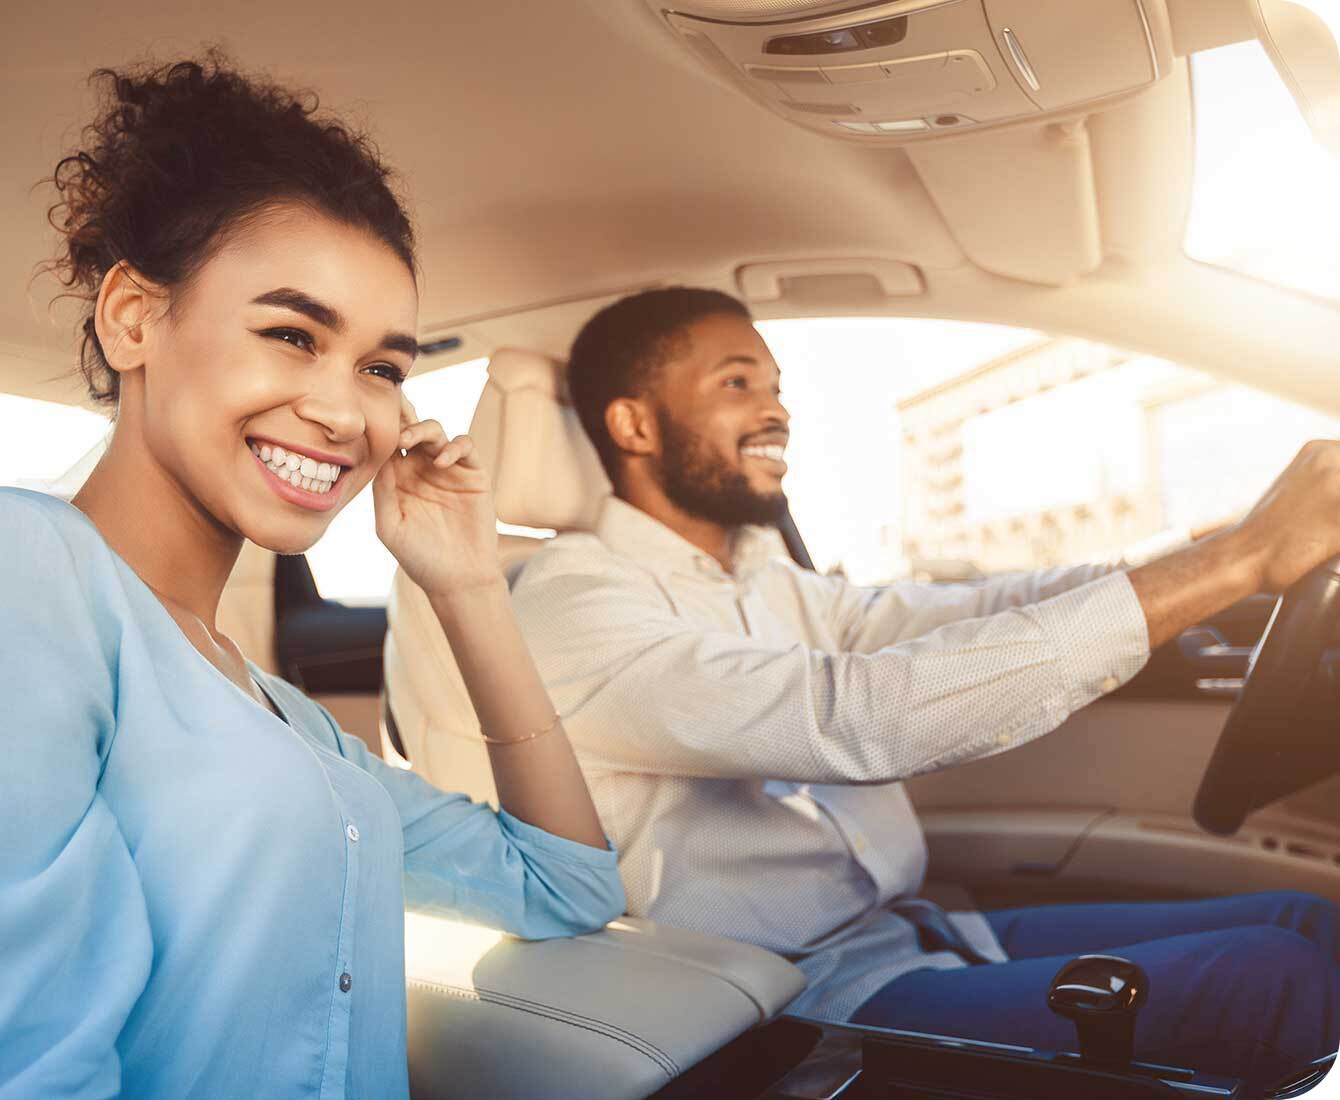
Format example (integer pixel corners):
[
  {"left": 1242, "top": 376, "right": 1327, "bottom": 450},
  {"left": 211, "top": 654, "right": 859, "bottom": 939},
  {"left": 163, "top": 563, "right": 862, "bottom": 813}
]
[{"left": 657, "top": 0, "right": 1174, "bottom": 143}]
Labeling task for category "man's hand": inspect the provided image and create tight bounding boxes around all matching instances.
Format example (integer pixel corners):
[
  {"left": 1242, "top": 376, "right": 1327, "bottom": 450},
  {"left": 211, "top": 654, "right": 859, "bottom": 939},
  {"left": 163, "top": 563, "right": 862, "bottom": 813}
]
[
  {"left": 1127, "top": 440, "right": 1340, "bottom": 652},
  {"left": 1234, "top": 441, "right": 1340, "bottom": 593}
]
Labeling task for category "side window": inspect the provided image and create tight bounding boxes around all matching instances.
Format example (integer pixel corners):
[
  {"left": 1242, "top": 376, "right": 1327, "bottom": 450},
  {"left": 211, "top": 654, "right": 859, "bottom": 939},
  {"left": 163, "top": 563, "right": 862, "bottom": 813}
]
[
  {"left": 759, "top": 318, "right": 1039, "bottom": 582},
  {"left": 761, "top": 319, "right": 1340, "bottom": 584},
  {"left": 0, "top": 394, "right": 110, "bottom": 491},
  {"left": 304, "top": 359, "right": 490, "bottom": 603}
]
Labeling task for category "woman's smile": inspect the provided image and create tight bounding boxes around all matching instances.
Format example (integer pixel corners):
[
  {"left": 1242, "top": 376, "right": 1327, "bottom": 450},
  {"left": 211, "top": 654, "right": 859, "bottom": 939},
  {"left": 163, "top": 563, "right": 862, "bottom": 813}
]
[{"left": 247, "top": 437, "right": 351, "bottom": 512}]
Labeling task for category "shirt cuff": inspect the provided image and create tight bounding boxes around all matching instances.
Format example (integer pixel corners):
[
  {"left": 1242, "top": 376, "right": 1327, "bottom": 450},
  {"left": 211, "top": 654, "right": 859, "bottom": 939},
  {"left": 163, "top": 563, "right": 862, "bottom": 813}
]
[
  {"left": 497, "top": 808, "right": 620, "bottom": 866},
  {"left": 1032, "top": 570, "right": 1150, "bottom": 711}
]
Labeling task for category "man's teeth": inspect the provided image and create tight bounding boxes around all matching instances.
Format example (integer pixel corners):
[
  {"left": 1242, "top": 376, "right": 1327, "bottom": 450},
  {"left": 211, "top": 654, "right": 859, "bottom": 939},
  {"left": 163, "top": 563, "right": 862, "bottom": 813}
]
[
  {"left": 249, "top": 442, "right": 342, "bottom": 494},
  {"left": 741, "top": 444, "right": 786, "bottom": 462}
]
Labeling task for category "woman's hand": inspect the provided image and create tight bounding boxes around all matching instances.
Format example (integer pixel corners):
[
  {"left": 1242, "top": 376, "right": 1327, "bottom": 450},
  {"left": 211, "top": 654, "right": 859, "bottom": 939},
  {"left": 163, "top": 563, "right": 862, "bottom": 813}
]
[{"left": 372, "top": 396, "right": 504, "bottom": 597}]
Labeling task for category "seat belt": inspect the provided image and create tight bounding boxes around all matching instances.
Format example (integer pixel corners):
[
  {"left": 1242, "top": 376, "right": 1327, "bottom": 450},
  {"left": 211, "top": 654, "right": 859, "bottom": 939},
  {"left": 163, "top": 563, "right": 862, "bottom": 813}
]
[{"left": 893, "top": 899, "right": 995, "bottom": 966}]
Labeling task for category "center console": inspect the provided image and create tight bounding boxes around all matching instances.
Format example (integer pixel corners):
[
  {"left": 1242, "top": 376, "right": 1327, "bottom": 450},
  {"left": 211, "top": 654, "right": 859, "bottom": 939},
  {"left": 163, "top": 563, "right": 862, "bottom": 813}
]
[
  {"left": 653, "top": 1018, "right": 1242, "bottom": 1099},
  {"left": 653, "top": 954, "right": 1336, "bottom": 1100}
]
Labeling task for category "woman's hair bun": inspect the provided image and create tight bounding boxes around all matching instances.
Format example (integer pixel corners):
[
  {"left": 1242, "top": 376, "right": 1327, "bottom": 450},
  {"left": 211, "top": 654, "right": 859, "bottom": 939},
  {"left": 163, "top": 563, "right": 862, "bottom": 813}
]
[{"left": 46, "top": 50, "right": 416, "bottom": 406}]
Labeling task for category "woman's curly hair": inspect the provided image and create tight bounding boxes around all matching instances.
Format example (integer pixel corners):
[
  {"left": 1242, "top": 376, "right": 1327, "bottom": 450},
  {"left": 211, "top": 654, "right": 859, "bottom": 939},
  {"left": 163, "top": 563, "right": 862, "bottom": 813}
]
[{"left": 45, "top": 51, "right": 416, "bottom": 406}]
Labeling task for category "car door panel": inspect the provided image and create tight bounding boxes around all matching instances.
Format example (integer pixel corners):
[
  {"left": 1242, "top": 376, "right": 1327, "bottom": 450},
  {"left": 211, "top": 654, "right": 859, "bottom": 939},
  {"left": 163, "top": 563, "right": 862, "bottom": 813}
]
[{"left": 909, "top": 693, "right": 1340, "bottom": 908}]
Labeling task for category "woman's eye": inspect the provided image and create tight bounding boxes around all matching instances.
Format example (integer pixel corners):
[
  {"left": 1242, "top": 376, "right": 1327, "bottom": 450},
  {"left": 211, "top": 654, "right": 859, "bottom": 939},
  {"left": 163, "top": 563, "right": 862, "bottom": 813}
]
[
  {"left": 264, "top": 327, "right": 314, "bottom": 352},
  {"left": 724, "top": 376, "right": 747, "bottom": 389},
  {"left": 364, "top": 363, "right": 407, "bottom": 386}
]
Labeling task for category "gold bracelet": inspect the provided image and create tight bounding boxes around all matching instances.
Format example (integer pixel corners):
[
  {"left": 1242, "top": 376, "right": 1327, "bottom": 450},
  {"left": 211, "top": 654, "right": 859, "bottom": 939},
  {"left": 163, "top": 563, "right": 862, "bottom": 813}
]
[{"left": 479, "top": 713, "right": 561, "bottom": 746}]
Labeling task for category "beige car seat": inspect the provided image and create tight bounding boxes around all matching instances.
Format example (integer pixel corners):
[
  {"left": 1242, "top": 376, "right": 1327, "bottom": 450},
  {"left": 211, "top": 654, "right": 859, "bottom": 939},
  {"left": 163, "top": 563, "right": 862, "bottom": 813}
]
[{"left": 381, "top": 347, "right": 611, "bottom": 794}]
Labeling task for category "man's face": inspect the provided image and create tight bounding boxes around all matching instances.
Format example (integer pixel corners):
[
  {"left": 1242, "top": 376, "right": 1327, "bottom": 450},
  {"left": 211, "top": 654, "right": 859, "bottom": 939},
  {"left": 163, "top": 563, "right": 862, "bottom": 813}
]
[{"left": 650, "top": 313, "right": 791, "bottom": 528}]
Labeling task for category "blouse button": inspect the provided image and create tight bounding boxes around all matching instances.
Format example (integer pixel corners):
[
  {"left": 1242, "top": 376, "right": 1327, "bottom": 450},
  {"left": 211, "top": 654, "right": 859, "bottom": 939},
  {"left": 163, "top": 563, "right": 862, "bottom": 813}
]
[
  {"left": 346, "top": 823, "right": 360, "bottom": 843},
  {"left": 339, "top": 972, "right": 352, "bottom": 993}
]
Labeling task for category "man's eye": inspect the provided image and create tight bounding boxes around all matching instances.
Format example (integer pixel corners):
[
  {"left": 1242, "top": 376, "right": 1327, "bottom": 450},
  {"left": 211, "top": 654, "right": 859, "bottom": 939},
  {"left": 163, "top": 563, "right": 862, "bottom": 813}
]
[
  {"left": 264, "top": 327, "right": 315, "bottom": 352},
  {"left": 724, "top": 376, "right": 747, "bottom": 389},
  {"left": 364, "top": 363, "right": 407, "bottom": 386}
]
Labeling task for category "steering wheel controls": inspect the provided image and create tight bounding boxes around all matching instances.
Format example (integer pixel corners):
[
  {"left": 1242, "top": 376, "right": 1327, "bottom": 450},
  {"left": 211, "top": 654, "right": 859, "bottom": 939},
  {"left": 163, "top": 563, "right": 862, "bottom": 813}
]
[{"left": 1047, "top": 954, "right": 1148, "bottom": 1068}]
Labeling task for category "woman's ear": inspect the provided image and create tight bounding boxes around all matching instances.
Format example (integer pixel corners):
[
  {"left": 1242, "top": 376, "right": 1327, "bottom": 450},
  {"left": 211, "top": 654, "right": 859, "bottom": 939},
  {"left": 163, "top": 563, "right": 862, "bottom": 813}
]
[
  {"left": 605, "top": 397, "right": 658, "bottom": 459},
  {"left": 93, "top": 262, "right": 164, "bottom": 375}
]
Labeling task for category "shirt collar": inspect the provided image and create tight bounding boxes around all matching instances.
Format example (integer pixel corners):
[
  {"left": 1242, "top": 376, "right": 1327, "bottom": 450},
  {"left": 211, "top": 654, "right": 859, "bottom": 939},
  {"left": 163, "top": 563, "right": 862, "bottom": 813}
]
[{"left": 593, "top": 497, "right": 778, "bottom": 583}]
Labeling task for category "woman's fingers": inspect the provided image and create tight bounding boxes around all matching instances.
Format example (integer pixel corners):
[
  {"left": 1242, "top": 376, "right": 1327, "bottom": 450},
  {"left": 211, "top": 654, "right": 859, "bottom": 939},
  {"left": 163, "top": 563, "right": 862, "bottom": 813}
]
[
  {"left": 433, "top": 434, "right": 479, "bottom": 469},
  {"left": 396, "top": 419, "right": 481, "bottom": 473},
  {"left": 400, "top": 418, "right": 449, "bottom": 456}
]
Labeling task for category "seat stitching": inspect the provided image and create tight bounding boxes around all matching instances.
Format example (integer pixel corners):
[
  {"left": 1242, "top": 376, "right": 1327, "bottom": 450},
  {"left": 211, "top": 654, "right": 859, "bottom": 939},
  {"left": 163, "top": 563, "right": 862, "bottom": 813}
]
[
  {"left": 407, "top": 978, "right": 680, "bottom": 1077},
  {"left": 408, "top": 979, "right": 677, "bottom": 1078},
  {"left": 469, "top": 984, "right": 681, "bottom": 1075},
  {"left": 477, "top": 989, "right": 681, "bottom": 1074}
]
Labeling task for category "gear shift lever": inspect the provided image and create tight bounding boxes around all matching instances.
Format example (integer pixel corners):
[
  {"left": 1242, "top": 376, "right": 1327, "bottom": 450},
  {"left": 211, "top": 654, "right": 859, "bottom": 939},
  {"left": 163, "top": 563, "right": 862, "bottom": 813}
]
[{"left": 1047, "top": 954, "right": 1148, "bottom": 1069}]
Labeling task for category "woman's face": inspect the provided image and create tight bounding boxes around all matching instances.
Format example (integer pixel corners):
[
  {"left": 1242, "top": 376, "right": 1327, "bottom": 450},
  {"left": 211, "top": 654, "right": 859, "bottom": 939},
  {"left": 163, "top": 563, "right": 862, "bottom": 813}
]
[{"left": 116, "top": 203, "right": 419, "bottom": 554}]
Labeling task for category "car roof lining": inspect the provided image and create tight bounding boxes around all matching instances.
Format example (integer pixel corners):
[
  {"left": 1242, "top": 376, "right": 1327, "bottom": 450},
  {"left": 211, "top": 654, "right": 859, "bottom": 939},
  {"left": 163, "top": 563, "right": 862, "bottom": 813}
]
[{"left": 3, "top": 0, "right": 1338, "bottom": 411}]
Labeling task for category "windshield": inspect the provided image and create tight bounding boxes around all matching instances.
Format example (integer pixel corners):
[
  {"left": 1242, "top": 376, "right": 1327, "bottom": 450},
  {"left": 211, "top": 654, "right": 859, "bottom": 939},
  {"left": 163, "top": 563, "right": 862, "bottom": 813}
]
[{"left": 764, "top": 318, "right": 1340, "bottom": 585}]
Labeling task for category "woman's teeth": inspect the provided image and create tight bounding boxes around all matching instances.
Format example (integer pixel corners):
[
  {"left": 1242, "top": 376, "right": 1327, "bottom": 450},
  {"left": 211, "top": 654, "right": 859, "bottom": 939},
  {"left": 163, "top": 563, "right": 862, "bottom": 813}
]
[
  {"left": 741, "top": 444, "right": 786, "bottom": 462},
  {"left": 249, "top": 442, "right": 342, "bottom": 494}
]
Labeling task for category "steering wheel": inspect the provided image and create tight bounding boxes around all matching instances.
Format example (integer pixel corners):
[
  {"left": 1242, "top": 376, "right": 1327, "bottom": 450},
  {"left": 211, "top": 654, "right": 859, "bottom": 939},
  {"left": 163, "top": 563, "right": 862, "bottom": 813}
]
[{"left": 1194, "top": 555, "right": 1340, "bottom": 835}]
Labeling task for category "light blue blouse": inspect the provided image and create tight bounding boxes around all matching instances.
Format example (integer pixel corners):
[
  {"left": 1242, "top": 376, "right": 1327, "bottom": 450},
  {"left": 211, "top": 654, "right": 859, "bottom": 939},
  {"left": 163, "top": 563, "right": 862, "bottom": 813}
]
[{"left": 0, "top": 487, "right": 625, "bottom": 1100}]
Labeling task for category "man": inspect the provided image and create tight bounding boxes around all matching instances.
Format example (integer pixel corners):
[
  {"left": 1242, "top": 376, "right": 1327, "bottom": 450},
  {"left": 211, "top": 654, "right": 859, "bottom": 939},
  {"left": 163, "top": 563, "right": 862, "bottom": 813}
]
[{"left": 509, "top": 286, "right": 1340, "bottom": 1088}]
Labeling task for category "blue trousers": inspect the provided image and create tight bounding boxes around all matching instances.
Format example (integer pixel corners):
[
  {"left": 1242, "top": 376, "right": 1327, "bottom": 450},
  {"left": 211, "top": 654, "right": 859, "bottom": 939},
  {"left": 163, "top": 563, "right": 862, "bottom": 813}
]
[{"left": 850, "top": 891, "right": 1340, "bottom": 1089}]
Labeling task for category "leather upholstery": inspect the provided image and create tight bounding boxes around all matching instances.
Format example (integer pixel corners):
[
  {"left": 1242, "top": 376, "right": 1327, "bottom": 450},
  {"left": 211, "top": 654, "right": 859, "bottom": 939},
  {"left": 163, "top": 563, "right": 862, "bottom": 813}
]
[
  {"left": 472, "top": 347, "right": 611, "bottom": 532},
  {"left": 383, "top": 563, "right": 495, "bottom": 800},
  {"left": 404, "top": 912, "right": 805, "bottom": 1100}
]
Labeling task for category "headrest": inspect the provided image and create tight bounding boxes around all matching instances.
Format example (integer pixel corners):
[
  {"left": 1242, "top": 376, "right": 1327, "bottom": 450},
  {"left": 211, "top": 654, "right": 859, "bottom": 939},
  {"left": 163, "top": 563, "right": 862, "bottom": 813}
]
[{"left": 469, "top": 348, "right": 611, "bottom": 532}]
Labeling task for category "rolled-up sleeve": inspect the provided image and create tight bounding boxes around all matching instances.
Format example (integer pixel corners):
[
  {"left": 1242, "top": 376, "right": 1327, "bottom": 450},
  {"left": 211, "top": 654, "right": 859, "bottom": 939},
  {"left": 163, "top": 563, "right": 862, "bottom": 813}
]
[
  {"left": 314, "top": 711, "right": 624, "bottom": 939},
  {"left": 0, "top": 497, "right": 153, "bottom": 1099},
  {"left": 512, "top": 557, "right": 1149, "bottom": 785}
]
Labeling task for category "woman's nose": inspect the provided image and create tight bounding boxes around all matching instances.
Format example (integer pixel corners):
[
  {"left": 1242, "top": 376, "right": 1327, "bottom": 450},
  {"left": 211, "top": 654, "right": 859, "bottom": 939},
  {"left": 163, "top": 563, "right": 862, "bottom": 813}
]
[{"left": 293, "top": 380, "right": 366, "bottom": 442}]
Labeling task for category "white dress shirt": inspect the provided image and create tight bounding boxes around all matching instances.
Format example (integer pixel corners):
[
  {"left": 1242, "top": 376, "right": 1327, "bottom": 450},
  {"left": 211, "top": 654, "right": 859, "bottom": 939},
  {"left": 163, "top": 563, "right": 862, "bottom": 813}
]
[{"left": 510, "top": 498, "right": 1151, "bottom": 1020}]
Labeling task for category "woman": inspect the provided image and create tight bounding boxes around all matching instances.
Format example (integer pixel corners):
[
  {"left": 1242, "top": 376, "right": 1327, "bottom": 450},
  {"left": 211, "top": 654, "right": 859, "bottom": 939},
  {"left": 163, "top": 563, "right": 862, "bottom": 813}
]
[{"left": 0, "top": 56, "right": 623, "bottom": 1099}]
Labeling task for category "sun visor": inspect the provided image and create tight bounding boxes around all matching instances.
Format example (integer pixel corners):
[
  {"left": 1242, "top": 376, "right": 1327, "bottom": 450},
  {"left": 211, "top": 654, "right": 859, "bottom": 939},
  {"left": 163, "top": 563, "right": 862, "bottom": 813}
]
[{"left": 656, "top": 0, "right": 1171, "bottom": 143}]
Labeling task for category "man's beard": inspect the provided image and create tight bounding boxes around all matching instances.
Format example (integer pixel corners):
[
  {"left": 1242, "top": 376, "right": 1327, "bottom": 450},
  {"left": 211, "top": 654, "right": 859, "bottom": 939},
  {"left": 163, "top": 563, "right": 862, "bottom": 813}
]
[{"left": 654, "top": 407, "right": 787, "bottom": 528}]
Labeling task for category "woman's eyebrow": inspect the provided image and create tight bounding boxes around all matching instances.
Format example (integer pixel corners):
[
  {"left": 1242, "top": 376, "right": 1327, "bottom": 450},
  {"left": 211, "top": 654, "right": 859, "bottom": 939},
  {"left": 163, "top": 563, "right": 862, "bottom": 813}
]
[
  {"left": 252, "top": 287, "right": 418, "bottom": 360},
  {"left": 251, "top": 287, "right": 343, "bottom": 332},
  {"left": 708, "top": 355, "right": 760, "bottom": 373},
  {"left": 381, "top": 332, "right": 420, "bottom": 361}
]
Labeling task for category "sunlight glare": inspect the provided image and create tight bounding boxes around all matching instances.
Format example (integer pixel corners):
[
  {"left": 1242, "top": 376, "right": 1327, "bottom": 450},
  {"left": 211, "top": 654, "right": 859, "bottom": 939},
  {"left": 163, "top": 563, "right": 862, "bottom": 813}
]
[
  {"left": 1186, "top": 39, "right": 1340, "bottom": 298},
  {"left": 0, "top": 394, "right": 109, "bottom": 489},
  {"left": 403, "top": 910, "right": 506, "bottom": 994}
]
